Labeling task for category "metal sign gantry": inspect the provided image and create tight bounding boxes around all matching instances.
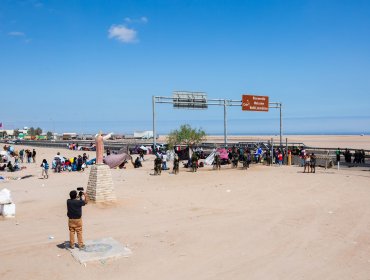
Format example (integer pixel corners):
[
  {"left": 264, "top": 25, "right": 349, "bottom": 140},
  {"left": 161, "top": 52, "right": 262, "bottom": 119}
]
[{"left": 152, "top": 95, "right": 283, "bottom": 148}]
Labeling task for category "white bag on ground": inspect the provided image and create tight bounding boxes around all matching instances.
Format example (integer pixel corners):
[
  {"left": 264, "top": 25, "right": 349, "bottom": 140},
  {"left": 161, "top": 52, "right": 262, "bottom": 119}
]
[
  {"left": 0, "top": 188, "right": 12, "bottom": 204},
  {"left": 205, "top": 152, "right": 215, "bottom": 165},
  {"left": 1, "top": 203, "right": 16, "bottom": 217}
]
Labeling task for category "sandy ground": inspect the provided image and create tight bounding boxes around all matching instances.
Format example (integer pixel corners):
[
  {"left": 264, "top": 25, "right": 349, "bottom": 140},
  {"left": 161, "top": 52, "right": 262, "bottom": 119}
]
[{"left": 1, "top": 140, "right": 370, "bottom": 280}]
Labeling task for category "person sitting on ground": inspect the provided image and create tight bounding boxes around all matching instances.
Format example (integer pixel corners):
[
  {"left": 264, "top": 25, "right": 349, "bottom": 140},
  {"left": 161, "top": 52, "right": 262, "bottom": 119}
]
[
  {"left": 118, "top": 160, "right": 128, "bottom": 169},
  {"left": 7, "top": 161, "right": 15, "bottom": 172},
  {"left": 86, "top": 158, "right": 96, "bottom": 165},
  {"left": 71, "top": 157, "right": 78, "bottom": 172},
  {"left": 65, "top": 159, "right": 72, "bottom": 172},
  {"left": 55, "top": 156, "right": 62, "bottom": 173},
  {"left": 13, "top": 160, "right": 20, "bottom": 171},
  {"left": 134, "top": 157, "right": 142, "bottom": 168}
]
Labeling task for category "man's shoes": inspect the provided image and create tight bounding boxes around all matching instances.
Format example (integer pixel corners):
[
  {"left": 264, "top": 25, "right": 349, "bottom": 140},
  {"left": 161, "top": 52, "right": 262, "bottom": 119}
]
[{"left": 79, "top": 245, "right": 86, "bottom": 251}]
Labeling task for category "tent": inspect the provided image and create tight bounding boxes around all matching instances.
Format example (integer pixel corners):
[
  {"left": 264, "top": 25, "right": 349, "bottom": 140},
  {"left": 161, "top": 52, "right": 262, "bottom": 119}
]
[
  {"left": 204, "top": 148, "right": 229, "bottom": 165},
  {"left": 218, "top": 148, "right": 229, "bottom": 160},
  {"left": 204, "top": 151, "right": 215, "bottom": 165},
  {"left": 104, "top": 153, "right": 132, "bottom": 169}
]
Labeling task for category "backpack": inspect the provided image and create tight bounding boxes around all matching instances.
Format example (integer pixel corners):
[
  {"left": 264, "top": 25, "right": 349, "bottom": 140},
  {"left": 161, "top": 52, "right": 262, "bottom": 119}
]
[{"left": 44, "top": 162, "right": 49, "bottom": 170}]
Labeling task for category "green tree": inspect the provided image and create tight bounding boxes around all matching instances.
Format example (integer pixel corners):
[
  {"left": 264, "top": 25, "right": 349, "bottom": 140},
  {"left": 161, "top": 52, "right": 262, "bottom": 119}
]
[
  {"left": 46, "top": 131, "right": 53, "bottom": 139},
  {"left": 35, "top": 127, "right": 43, "bottom": 136},
  {"left": 28, "top": 127, "right": 35, "bottom": 136},
  {"left": 166, "top": 124, "right": 206, "bottom": 150},
  {"left": 13, "top": 129, "right": 20, "bottom": 137}
]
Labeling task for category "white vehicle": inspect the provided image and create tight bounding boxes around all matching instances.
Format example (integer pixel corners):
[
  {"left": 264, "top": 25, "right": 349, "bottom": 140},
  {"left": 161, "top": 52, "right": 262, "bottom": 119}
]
[{"left": 134, "top": 131, "right": 154, "bottom": 139}]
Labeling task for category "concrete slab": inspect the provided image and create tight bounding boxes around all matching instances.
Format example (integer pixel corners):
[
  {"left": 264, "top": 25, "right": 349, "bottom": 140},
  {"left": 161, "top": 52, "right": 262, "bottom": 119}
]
[{"left": 68, "top": 237, "right": 132, "bottom": 264}]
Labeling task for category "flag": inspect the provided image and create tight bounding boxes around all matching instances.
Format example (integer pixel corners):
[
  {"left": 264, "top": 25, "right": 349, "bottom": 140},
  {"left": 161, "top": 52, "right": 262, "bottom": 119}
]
[{"left": 0, "top": 122, "right": 2, "bottom": 128}]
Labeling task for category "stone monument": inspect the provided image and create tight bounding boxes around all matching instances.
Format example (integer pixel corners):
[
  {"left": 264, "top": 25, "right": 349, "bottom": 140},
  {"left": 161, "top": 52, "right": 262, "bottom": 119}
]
[{"left": 86, "top": 133, "right": 116, "bottom": 202}]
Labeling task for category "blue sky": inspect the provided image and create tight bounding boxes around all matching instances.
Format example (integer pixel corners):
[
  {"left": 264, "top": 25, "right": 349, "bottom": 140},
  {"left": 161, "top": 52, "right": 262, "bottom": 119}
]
[{"left": 1, "top": 0, "right": 370, "bottom": 134}]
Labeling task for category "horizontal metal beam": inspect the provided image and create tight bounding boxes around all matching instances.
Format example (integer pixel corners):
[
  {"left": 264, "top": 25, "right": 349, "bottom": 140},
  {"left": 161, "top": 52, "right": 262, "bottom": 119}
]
[{"left": 154, "top": 98, "right": 282, "bottom": 109}]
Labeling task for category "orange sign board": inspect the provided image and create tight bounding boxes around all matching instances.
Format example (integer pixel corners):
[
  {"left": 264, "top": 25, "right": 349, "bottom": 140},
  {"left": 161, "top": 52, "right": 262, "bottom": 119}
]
[{"left": 242, "top": 95, "right": 269, "bottom": 112}]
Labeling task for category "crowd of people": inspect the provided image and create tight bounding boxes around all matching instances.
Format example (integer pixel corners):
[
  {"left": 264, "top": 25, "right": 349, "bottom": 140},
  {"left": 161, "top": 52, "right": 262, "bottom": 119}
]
[
  {"left": 0, "top": 145, "right": 35, "bottom": 172},
  {"left": 337, "top": 148, "right": 366, "bottom": 164},
  {"left": 0, "top": 143, "right": 367, "bottom": 179},
  {"left": 68, "top": 142, "right": 95, "bottom": 151},
  {"left": 52, "top": 152, "right": 94, "bottom": 173},
  {"left": 149, "top": 145, "right": 289, "bottom": 175}
]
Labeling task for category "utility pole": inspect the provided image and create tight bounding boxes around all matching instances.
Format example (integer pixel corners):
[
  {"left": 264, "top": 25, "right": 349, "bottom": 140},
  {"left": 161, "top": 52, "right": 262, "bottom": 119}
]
[
  {"left": 152, "top": 96, "right": 156, "bottom": 149},
  {"left": 224, "top": 99, "right": 227, "bottom": 146},
  {"left": 279, "top": 103, "right": 283, "bottom": 149}
]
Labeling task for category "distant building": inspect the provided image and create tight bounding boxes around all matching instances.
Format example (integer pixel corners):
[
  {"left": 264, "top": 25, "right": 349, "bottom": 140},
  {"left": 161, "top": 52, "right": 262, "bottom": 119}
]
[
  {"left": 62, "top": 133, "right": 77, "bottom": 140},
  {"left": 0, "top": 129, "right": 15, "bottom": 139},
  {"left": 134, "top": 131, "right": 154, "bottom": 139}
]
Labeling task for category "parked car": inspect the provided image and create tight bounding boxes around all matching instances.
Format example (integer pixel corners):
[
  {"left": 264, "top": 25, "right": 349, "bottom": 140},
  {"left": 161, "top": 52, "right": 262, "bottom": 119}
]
[{"left": 5, "top": 139, "right": 21, "bottom": 144}]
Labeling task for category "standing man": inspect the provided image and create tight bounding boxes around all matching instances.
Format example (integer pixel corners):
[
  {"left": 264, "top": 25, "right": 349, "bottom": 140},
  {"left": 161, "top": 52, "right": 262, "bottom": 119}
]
[
  {"left": 310, "top": 153, "right": 316, "bottom": 173},
  {"left": 32, "top": 149, "right": 36, "bottom": 163},
  {"left": 161, "top": 152, "right": 168, "bottom": 170},
  {"left": 67, "top": 189, "right": 88, "bottom": 250},
  {"left": 154, "top": 155, "right": 162, "bottom": 175},
  {"left": 335, "top": 148, "right": 341, "bottom": 163},
  {"left": 19, "top": 149, "right": 24, "bottom": 163},
  {"left": 139, "top": 150, "right": 145, "bottom": 161},
  {"left": 173, "top": 153, "right": 179, "bottom": 174}
]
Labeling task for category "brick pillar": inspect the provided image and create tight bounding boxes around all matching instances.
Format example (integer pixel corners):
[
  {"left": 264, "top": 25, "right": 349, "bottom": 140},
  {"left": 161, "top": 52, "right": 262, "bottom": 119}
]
[{"left": 86, "top": 164, "right": 116, "bottom": 202}]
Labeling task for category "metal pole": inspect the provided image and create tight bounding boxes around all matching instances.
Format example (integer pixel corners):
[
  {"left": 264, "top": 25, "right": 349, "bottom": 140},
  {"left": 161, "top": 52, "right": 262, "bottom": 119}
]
[
  {"left": 285, "top": 137, "right": 288, "bottom": 165},
  {"left": 271, "top": 137, "right": 274, "bottom": 164},
  {"left": 224, "top": 99, "right": 227, "bottom": 146},
  {"left": 152, "top": 96, "right": 156, "bottom": 150},
  {"left": 279, "top": 103, "right": 283, "bottom": 149}
]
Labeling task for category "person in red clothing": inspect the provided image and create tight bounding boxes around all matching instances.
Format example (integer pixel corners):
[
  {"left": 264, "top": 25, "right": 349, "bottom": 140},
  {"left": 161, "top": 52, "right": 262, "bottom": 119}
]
[{"left": 278, "top": 151, "right": 283, "bottom": 166}]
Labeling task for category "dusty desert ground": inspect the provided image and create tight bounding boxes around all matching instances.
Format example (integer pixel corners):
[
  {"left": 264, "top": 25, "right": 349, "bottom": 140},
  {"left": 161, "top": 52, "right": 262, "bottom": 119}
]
[{"left": 1, "top": 136, "right": 370, "bottom": 280}]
